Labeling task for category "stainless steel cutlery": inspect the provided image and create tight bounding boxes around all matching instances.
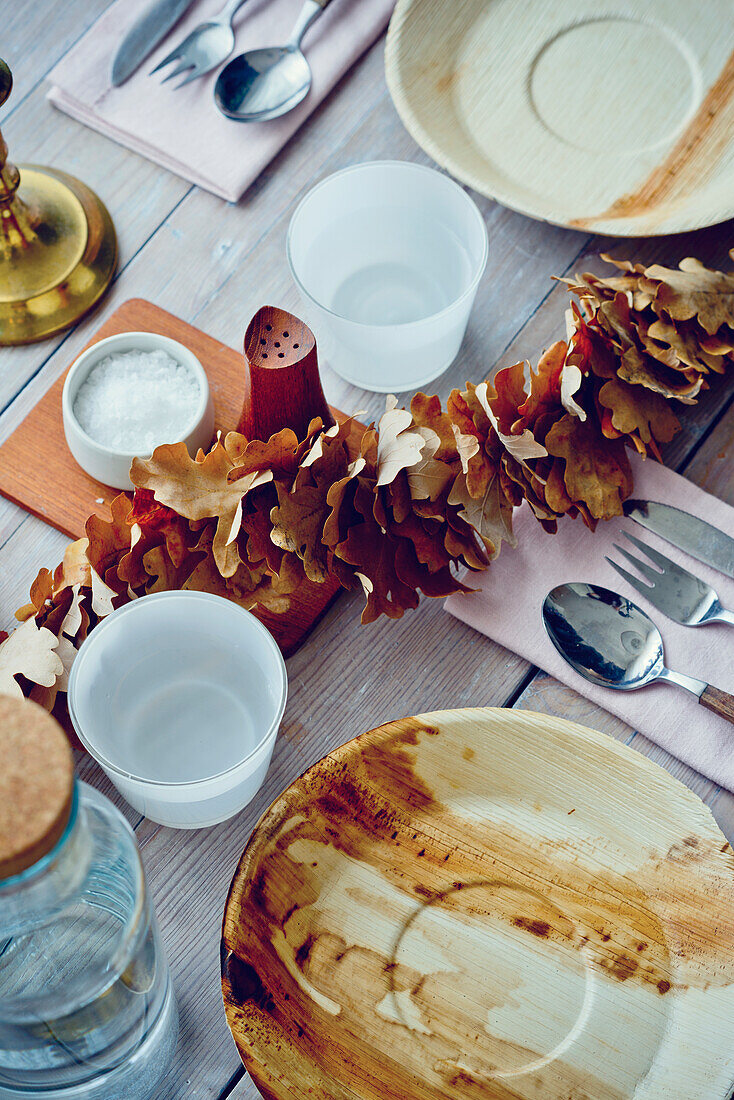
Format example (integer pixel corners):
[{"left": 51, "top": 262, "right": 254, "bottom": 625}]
[
  {"left": 545, "top": 502, "right": 733, "bottom": 719},
  {"left": 112, "top": 0, "right": 196, "bottom": 86},
  {"left": 624, "top": 499, "right": 734, "bottom": 579},
  {"left": 543, "top": 582, "right": 734, "bottom": 724},
  {"left": 214, "top": 0, "right": 333, "bottom": 121},
  {"left": 606, "top": 531, "right": 734, "bottom": 628},
  {"left": 114, "top": 0, "right": 336, "bottom": 117},
  {"left": 152, "top": 0, "right": 249, "bottom": 86}
]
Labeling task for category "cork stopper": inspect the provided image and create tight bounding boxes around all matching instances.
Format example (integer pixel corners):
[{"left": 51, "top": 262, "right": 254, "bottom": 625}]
[{"left": 0, "top": 697, "right": 74, "bottom": 880}]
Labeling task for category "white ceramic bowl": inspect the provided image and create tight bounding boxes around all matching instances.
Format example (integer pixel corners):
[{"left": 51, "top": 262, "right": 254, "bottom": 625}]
[
  {"left": 287, "top": 160, "right": 488, "bottom": 393},
  {"left": 68, "top": 592, "right": 288, "bottom": 829},
  {"left": 62, "top": 331, "right": 215, "bottom": 490}
]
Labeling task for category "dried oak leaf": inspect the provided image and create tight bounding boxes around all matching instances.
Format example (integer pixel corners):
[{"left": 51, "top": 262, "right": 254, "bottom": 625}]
[
  {"left": 598, "top": 377, "right": 679, "bottom": 457},
  {"left": 545, "top": 413, "right": 632, "bottom": 519},
  {"left": 616, "top": 342, "right": 702, "bottom": 403},
  {"left": 476, "top": 380, "right": 548, "bottom": 461},
  {"left": 488, "top": 353, "right": 572, "bottom": 531},
  {"left": 29, "top": 634, "right": 78, "bottom": 710},
  {"left": 0, "top": 618, "right": 63, "bottom": 700},
  {"left": 128, "top": 488, "right": 196, "bottom": 570},
  {"left": 59, "top": 585, "right": 89, "bottom": 642},
  {"left": 56, "top": 538, "right": 93, "bottom": 592},
  {"left": 184, "top": 546, "right": 292, "bottom": 615},
  {"left": 564, "top": 304, "right": 618, "bottom": 382},
  {"left": 448, "top": 469, "right": 516, "bottom": 558},
  {"left": 16, "top": 568, "right": 54, "bottom": 622},
  {"left": 270, "top": 483, "right": 330, "bottom": 583},
  {"left": 139, "top": 542, "right": 203, "bottom": 595},
  {"left": 241, "top": 487, "right": 285, "bottom": 574},
  {"left": 335, "top": 482, "right": 420, "bottom": 624},
  {"left": 410, "top": 392, "right": 459, "bottom": 459},
  {"left": 86, "top": 494, "right": 133, "bottom": 581},
  {"left": 131, "top": 439, "right": 272, "bottom": 579},
  {"left": 643, "top": 313, "right": 727, "bottom": 375},
  {"left": 90, "top": 566, "right": 120, "bottom": 618},
  {"left": 375, "top": 396, "right": 426, "bottom": 487},
  {"left": 405, "top": 427, "right": 455, "bottom": 502},
  {"left": 597, "top": 293, "right": 703, "bottom": 402},
  {"left": 645, "top": 256, "right": 734, "bottom": 336},
  {"left": 270, "top": 423, "right": 351, "bottom": 583},
  {"left": 446, "top": 382, "right": 499, "bottom": 500},
  {"left": 226, "top": 420, "right": 323, "bottom": 482}
]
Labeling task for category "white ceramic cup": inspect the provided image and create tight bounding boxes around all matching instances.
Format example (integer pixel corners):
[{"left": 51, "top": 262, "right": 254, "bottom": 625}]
[
  {"left": 68, "top": 592, "right": 288, "bottom": 829},
  {"left": 62, "top": 331, "right": 215, "bottom": 490},
  {"left": 287, "top": 160, "right": 488, "bottom": 393}
]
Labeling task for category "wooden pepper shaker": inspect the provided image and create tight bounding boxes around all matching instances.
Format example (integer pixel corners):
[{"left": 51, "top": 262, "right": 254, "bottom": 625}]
[{"left": 238, "top": 306, "right": 334, "bottom": 442}]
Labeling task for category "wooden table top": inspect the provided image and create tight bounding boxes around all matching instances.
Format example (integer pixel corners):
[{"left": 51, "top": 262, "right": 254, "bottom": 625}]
[{"left": 1, "top": 6, "right": 732, "bottom": 1099}]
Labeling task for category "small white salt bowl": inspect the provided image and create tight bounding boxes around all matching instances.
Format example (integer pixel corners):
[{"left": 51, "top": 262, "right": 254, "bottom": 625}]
[
  {"left": 68, "top": 591, "right": 288, "bottom": 829},
  {"left": 62, "top": 331, "right": 215, "bottom": 490}
]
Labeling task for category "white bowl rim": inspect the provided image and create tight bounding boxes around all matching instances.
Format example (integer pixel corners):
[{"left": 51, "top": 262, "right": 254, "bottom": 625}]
[
  {"left": 286, "top": 159, "right": 489, "bottom": 332},
  {"left": 67, "top": 590, "right": 288, "bottom": 788},
  {"left": 62, "top": 331, "right": 211, "bottom": 461}
]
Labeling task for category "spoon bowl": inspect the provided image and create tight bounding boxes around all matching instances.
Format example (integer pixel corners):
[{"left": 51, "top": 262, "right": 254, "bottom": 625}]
[
  {"left": 214, "top": 0, "right": 328, "bottom": 122},
  {"left": 542, "top": 581, "right": 734, "bottom": 725},
  {"left": 215, "top": 47, "right": 312, "bottom": 121},
  {"left": 542, "top": 582, "right": 667, "bottom": 691}
]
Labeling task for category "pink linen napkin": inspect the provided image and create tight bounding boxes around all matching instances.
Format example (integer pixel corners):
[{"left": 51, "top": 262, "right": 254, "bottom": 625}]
[
  {"left": 47, "top": 0, "right": 394, "bottom": 202},
  {"left": 445, "top": 456, "right": 734, "bottom": 791}
]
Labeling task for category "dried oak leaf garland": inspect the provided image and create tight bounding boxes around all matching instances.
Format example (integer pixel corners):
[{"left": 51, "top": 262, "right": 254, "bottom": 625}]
[{"left": 2, "top": 251, "right": 733, "bottom": 713}]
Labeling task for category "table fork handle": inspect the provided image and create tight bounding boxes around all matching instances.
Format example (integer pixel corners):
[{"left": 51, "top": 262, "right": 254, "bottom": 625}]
[
  {"left": 700, "top": 685, "right": 734, "bottom": 725},
  {"left": 217, "top": 0, "right": 249, "bottom": 24},
  {"left": 710, "top": 607, "right": 734, "bottom": 627}
]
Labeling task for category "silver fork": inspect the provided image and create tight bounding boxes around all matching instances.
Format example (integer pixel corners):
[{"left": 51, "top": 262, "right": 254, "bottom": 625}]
[
  {"left": 152, "top": 0, "right": 249, "bottom": 87},
  {"left": 606, "top": 531, "right": 734, "bottom": 628}
]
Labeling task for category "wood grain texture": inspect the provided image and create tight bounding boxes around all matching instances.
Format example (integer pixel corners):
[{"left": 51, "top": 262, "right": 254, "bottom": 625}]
[
  {"left": 1, "top": 3, "right": 733, "bottom": 1099},
  {"left": 239, "top": 307, "right": 333, "bottom": 440},
  {"left": 386, "top": 0, "right": 734, "bottom": 236},
  {"left": 700, "top": 684, "right": 734, "bottom": 724},
  {"left": 222, "top": 708, "right": 734, "bottom": 1100},
  {"left": 0, "top": 299, "right": 365, "bottom": 656}
]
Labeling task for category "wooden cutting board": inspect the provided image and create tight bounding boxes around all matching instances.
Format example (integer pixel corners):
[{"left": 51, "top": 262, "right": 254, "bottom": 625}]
[
  {"left": 0, "top": 299, "right": 365, "bottom": 655},
  {"left": 222, "top": 707, "right": 734, "bottom": 1100}
]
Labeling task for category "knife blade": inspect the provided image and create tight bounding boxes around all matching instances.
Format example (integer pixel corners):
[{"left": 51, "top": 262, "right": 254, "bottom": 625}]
[
  {"left": 623, "top": 499, "right": 734, "bottom": 579},
  {"left": 111, "top": 0, "right": 196, "bottom": 86}
]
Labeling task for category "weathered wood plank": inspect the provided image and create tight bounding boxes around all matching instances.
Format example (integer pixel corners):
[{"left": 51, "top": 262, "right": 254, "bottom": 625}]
[
  {"left": 220, "top": 1072, "right": 253, "bottom": 1100},
  {"left": 0, "top": 44, "right": 599, "bottom": 439},
  {"left": 1, "top": 8, "right": 733, "bottom": 1100},
  {"left": 0, "top": 0, "right": 112, "bottom": 118}
]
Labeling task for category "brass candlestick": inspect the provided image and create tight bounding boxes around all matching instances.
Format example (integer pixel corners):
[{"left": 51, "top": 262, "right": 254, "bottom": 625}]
[{"left": 0, "top": 59, "right": 117, "bottom": 346}]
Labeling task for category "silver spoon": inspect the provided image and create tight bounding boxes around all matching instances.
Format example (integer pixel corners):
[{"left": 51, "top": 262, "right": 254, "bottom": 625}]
[
  {"left": 214, "top": 0, "right": 332, "bottom": 122},
  {"left": 542, "top": 582, "right": 734, "bottom": 725}
]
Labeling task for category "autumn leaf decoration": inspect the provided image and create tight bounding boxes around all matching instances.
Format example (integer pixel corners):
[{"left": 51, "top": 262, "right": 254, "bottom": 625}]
[{"left": 5, "top": 250, "right": 733, "bottom": 713}]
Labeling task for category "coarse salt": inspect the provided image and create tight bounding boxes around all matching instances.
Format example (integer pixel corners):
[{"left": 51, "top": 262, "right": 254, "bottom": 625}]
[{"left": 73, "top": 349, "right": 201, "bottom": 453}]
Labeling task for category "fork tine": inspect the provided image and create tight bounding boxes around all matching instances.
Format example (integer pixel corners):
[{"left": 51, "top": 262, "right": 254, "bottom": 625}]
[
  {"left": 175, "top": 67, "right": 205, "bottom": 88},
  {"left": 605, "top": 555, "right": 654, "bottom": 598},
  {"left": 150, "top": 48, "right": 183, "bottom": 74},
  {"left": 621, "top": 531, "right": 687, "bottom": 575},
  {"left": 611, "top": 543, "right": 661, "bottom": 586},
  {"left": 160, "top": 61, "right": 193, "bottom": 84}
]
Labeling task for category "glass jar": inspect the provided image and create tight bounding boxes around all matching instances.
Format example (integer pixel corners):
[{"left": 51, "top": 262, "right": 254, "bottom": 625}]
[{"left": 0, "top": 699, "right": 178, "bottom": 1100}]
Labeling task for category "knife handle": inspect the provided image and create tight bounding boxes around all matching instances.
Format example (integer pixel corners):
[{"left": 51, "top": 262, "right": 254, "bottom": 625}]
[{"left": 700, "top": 685, "right": 734, "bottom": 725}]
